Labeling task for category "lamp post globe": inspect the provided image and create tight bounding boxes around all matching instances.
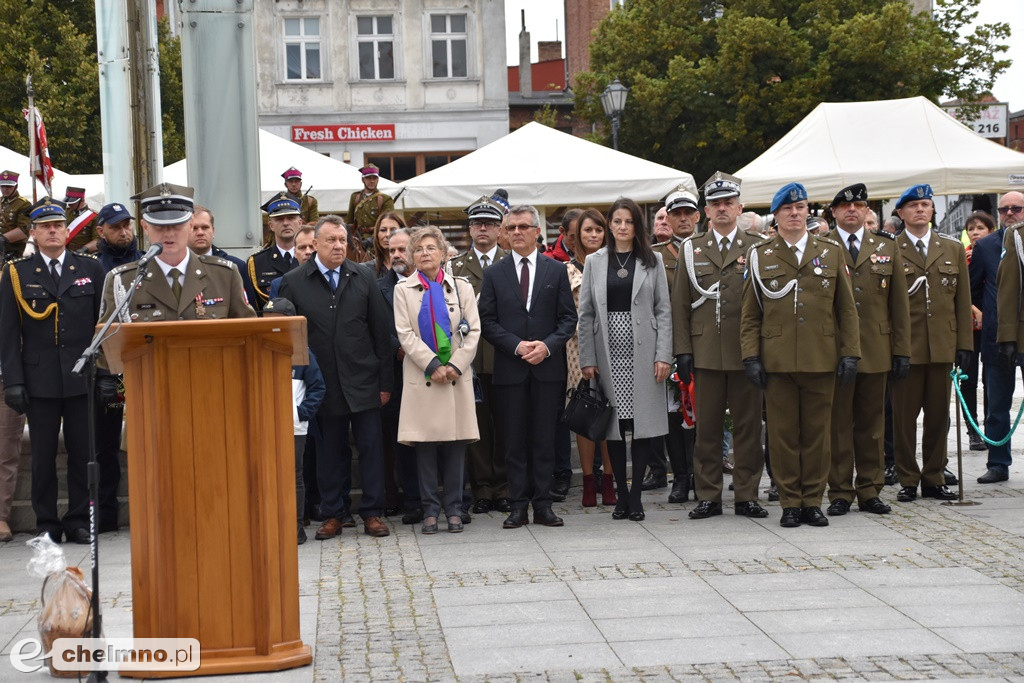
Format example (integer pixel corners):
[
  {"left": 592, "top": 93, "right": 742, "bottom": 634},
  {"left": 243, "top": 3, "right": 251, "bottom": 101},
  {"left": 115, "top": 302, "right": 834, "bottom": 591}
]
[{"left": 600, "top": 79, "right": 629, "bottom": 151}]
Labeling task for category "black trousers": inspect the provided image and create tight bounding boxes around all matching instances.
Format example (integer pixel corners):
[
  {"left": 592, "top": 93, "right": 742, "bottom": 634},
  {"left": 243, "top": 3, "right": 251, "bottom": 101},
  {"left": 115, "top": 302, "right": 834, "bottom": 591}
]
[
  {"left": 607, "top": 419, "right": 656, "bottom": 513},
  {"left": 26, "top": 395, "right": 90, "bottom": 536},
  {"left": 315, "top": 408, "right": 386, "bottom": 519},
  {"left": 96, "top": 402, "right": 123, "bottom": 529},
  {"left": 496, "top": 377, "right": 562, "bottom": 512}
]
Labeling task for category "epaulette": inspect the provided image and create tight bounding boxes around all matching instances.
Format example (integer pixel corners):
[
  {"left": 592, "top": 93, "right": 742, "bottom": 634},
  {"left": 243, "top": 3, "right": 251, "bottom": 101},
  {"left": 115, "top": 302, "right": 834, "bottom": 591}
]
[
  {"left": 5, "top": 256, "right": 29, "bottom": 266},
  {"left": 251, "top": 244, "right": 275, "bottom": 258},
  {"left": 652, "top": 240, "right": 672, "bottom": 249},
  {"left": 815, "top": 235, "right": 841, "bottom": 248},
  {"left": 753, "top": 239, "right": 775, "bottom": 250},
  {"left": 110, "top": 261, "right": 139, "bottom": 276},
  {"left": 938, "top": 233, "right": 963, "bottom": 243},
  {"left": 197, "top": 254, "right": 236, "bottom": 269},
  {"left": 744, "top": 229, "right": 771, "bottom": 240},
  {"left": 873, "top": 230, "right": 895, "bottom": 240}
]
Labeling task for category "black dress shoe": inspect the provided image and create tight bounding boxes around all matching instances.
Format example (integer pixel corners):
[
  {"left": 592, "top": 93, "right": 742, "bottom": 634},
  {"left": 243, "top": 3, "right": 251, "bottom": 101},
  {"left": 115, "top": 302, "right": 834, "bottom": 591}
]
[
  {"left": 641, "top": 472, "right": 668, "bottom": 491},
  {"left": 858, "top": 497, "right": 891, "bottom": 514},
  {"left": 969, "top": 430, "right": 987, "bottom": 451},
  {"left": 943, "top": 468, "right": 958, "bottom": 486},
  {"left": 667, "top": 478, "right": 690, "bottom": 503},
  {"left": 611, "top": 503, "right": 630, "bottom": 520},
  {"left": 628, "top": 510, "right": 645, "bottom": 522},
  {"left": 471, "top": 498, "right": 493, "bottom": 514},
  {"left": 688, "top": 500, "right": 723, "bottom": 519},
  {"left": 384, "top": 506, "right": 401, "bottom": 517},
  {"left": 297, "top": 527, "right": 307, "bottom": 545},
  {"left": 735, "top": 501, "right": 768, "bottom": 518},
  {"left": 826, "top": 499, "right": 850, "bottom": 516},
  {"left": 67, "top": 527, "right": 92, "bottom": 544},
  {"left": 779, "top": 507, "right": 801, "bottom": 527},
  {"left": 921, "top": 484, "right": 957, "bottom": 500},
  {"left": 896, "top": 486, "right": 917, "bottom": 502},
  {"left": 533, "top": 509, "right": 564, "bottom": 527},
  {"left": 460, "top": 511, "right": 472, "bottom": 524},
  {"left": 767, "top": 482, "right": 780, "bottom": 502},
  {"left": 801, "top": 506, "right": 829, "bottom": 527},
  {"left": 977, "top": 467, "right": 1009, "bottom": 484},
  {"left": 493, "top": 497, "right": 512, "bottom": 513},
  {"left": 401, "top": 508, "right": 423, "bottom": 525},
  {"left": 503, "top": 509, "right": 529, "bottom": 529},
  {"left": 550, "top": 476, "right": 571, "bottom": 501},
  {"left": 884, "top": 466, "right": 898, "bottom": 486}
]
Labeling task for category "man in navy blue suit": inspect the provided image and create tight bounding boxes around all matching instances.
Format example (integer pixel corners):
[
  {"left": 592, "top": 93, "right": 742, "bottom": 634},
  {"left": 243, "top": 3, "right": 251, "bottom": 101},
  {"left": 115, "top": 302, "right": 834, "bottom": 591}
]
[{"left": 479, "top": 205, "right": 578, "bottom": 528}]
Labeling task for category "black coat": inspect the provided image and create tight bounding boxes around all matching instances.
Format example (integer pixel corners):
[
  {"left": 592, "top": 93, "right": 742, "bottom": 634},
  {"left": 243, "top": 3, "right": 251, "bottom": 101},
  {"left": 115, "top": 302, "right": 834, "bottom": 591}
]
[
  {"left": 0, "top": 251, "right": 106, "bottom": 397},
  {"left": 245, "top": 244, "right": 298, "bottom": 313},
  {"left": 478, "top": 252, "right": 577, "bottom": 385},
  {"left": 279, "top": 258, "right": 394, "bottom": 415},
  {"left": 970, "top": 227, "right": 1003, "bottom": 364},
  {"left": 96, "top": 238, "right": 143, "bottom": 273}
]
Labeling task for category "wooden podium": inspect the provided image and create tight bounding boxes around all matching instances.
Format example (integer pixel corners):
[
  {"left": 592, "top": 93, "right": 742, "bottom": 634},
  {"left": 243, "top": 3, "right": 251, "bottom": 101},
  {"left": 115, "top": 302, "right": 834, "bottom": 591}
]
[{"left": 103, "top": 318, "right": 313, "bottom": 677}]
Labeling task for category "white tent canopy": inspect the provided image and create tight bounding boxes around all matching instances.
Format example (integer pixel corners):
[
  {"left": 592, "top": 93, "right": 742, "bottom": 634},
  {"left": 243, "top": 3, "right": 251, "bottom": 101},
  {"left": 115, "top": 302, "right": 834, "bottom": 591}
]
[
  {"left": 399, "top": 122, "right": 695, "bottom": 211},
  {"left": 163, "top": 129, "right": 397, "bottom": 210},
  {"left": 734, "top": 96, "right": 1024, "bottom": 207},
  {"left": 0, "top": 145, "right": 104, "bottom": 203}
]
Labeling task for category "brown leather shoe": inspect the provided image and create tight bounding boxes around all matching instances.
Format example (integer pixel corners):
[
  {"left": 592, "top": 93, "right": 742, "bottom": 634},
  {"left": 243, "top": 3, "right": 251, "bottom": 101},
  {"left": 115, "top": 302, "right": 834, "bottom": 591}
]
[
  {"left": 0, "top": 520, "right": 12, "bottom": 542},
  {"left": 314, "top": 518, "right": 343, "bottom": 540},
  {"left": 363, "top": 516, "right": 390, "bottom": 537}
]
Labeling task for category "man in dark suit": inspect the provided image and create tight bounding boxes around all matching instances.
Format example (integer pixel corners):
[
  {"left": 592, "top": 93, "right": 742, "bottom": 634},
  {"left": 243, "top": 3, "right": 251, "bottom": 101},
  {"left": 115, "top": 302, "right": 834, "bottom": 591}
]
[
  {"left": 478, "top": 204, "right": 577, "bottom": 528},
  {"left": 0, "top": 198, "right": 106, "bottom": 543},
  {"left": 279, "top": 215, "right": 394, "bottom": 539}
]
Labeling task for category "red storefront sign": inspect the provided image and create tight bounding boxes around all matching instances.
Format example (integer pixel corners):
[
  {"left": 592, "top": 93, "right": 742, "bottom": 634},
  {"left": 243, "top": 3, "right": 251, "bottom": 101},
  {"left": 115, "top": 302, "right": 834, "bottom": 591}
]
[{"left": 291, "top": 124, "right": 396, "bottom": 143}]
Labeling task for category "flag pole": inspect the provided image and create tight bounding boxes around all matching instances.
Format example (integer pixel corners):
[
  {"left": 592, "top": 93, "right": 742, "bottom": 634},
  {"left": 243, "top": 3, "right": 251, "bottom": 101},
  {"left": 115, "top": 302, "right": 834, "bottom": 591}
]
[{"left": 25, "top": 75, "right": 37, "bottom": 202}]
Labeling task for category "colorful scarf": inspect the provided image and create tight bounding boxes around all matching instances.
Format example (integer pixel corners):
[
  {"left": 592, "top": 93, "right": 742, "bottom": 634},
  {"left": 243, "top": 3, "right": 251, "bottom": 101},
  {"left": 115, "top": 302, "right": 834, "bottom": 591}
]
[{"left": 417, "top": 270, "right": 453, "bottom": 371}]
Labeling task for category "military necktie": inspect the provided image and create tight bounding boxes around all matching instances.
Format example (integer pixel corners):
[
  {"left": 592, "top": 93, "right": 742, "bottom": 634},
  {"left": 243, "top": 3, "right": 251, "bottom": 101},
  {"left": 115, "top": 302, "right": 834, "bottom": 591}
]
[
  {"left": 480, "top": 254, "right": 489, "bottom": 269},
  {"left": 720, "top": 236, "right": 730, "bottom": 256},
  {"left": 847, "top": 234, "right": 859, "bottom": 262},
  {"left": 49, "top": 258, "right": 60, "bottom": 286},
  {"left": 791, "top": 244, "right": 799, "bottom": 264},
  {"left": 916, "top": 239, "right": 926, "bottom": 260},
  {"left": 168, "top": 268, "right": 182, "bottom": 304},
  {"left": 327, "top": 269, "right": 338, "bottom": 292},
  {"left": 283, "top": 251, "right": 293, "bottom": 267}
]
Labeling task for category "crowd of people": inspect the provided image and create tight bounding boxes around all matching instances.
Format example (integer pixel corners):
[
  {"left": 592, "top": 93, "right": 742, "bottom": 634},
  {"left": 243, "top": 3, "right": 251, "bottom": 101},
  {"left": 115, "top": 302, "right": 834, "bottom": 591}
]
[{"left": 1, "top": 161, "right": 1022, "bottom": 545}]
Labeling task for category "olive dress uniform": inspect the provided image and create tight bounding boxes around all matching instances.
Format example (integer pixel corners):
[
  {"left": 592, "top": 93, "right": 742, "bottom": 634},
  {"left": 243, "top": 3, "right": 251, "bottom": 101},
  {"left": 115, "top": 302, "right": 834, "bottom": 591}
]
[
  {"left": 65, "top": 206, "right": 98, "bottom": 253},
  {"left": 285, "top": 192, "right": 318, "bottom": 225},
  {"left": 996, "top": 218, "right": 1024, "bottom": 349},
  {"left": 245, "top": 245, "right": 299, "bottom": 314},
  {"left": 674, "top": 228, "right": 769, "bottom": 505},
  {"left": 1, "top": 192, "right": 32, "bottom": 259},
  {"left": 653, "top": 238, "right": 683, "bottom": 289},
  {"left": 826, "top": 228, "right": 911, "bottom": 505},
  {"left": 450, "top": 247, "right": 509, "bottom": 504},
  {"left": 347, "top": 190, "right": 395, "bottom": 239},
  {"left": 891, "top": 230, "right": 972, "bottom": 491},
  {"left": 740, "top": 234, "right": 861, "bottom": 510}
]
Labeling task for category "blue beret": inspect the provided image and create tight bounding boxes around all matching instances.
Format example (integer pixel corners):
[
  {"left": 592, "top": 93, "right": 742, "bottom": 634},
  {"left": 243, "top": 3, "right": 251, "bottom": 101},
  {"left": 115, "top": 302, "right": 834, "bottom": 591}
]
[
  {"left": 29, "top": 197, "right": 67, "bottom": 223},
  {"left": 770, "top": 183, "right": 808, "bottom": 213},
  {"left": 895, "top": 184, "right": 933, "bottom": 209},
  {"left": 267, "top": 196, "right": 301, "bottom": 217}
]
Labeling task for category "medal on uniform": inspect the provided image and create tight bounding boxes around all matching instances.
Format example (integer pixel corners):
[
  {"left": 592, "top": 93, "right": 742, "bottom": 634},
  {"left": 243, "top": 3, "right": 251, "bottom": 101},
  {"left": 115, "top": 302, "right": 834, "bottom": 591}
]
[
  {"left": 769, "top": 279, "right": 778, "bottom": 289},
  {"left": 941, "top": 277, "right": 948, "bottom": 286},
  {"left": 194, "top": 293, "right": 206, "bottom": 318},
  {"left": 764, "top": 249, "right": 773, "bottom": 256},
  {"left": 822, "top": 278, "right": 830, "bottom": 289},
  {"left": 870, "top": 253, "right": 878, "bottom": 263},
  {"left": 814, "top": 267, "right": 822, "bottom": 275},
  {"left": 952, "top": 278, "right": 957, "bottom": 286},
  {"left": 881, "top": 279, "right": 887, "bottom": 289},
  {"left": 820, "top": 248, "right": 829, "bottom": 258}
]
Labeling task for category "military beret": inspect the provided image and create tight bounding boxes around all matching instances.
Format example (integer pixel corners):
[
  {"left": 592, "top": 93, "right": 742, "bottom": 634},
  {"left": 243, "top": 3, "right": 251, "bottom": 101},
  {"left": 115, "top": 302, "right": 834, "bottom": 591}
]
[
  {"left": 263, "top": 298, "right": 296, "bottom": 316},
  {"left": 30, "top": 197, "right": 67, "bottom": 223},
  {"left": 831, "top": 183, "right": 868, "bottom": 207},
  {"left": 281, "top": 167, "right": 302, "bottom": 180},
  {"left": 0, "top": 170, "right": 19, "bottom": 187},
  {"left": 132, "top": 182, "right": 195, "bottom": 225},
  {"left": 770, "top": 182, "right": 808, "bottom": 213},
  {"left": 702, "top": 171, "right": 741, "bottom": 201},
  {"left": 266, "top": 196, "right": 301, "bottom": 217},
  {"left": 97, "top": 202, "right": 132, "bottom": 226},
  {"left": 895, "top": 183, "right": 933, "bottom": 209},
  {"left": 466, "top": 196, "right": 505, "bottom": 223}
]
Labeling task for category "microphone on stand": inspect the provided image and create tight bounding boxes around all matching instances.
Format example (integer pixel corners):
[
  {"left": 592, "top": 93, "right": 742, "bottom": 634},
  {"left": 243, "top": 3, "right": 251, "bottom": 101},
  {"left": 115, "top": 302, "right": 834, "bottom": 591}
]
[{"left": 135, "top": 243, "right": 163, "bottom": 270}]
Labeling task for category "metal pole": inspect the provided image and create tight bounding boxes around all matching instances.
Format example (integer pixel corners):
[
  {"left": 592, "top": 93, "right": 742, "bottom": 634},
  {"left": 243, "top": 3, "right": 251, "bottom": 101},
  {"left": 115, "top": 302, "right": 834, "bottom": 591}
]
[
  {"left": 611, "top": 113, "right": 620, "bottom": 151},
  {"left": 25, "top": 75, "right": 37, "bottom": 202},
  {"left": 95, "top": 0, "right": 134, "bottom": 206}
]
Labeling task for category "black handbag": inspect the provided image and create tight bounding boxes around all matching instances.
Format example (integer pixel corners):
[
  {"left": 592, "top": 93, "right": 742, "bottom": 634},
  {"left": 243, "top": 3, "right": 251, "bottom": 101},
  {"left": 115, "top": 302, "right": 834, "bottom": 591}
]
[{"left": 561, "top": 379, "right": 612, "bottom": 442}]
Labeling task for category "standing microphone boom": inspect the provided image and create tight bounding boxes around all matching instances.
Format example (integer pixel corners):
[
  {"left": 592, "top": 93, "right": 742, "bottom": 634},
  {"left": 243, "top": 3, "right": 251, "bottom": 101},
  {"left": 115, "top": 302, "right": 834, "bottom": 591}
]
[{"left": 136, "top": 243, "right": 163, "bottom": 270}]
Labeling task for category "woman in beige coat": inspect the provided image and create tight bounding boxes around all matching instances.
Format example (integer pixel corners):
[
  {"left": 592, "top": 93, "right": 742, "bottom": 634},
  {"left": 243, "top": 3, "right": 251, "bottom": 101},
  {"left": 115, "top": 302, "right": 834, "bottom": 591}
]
[{"left": 395, "top": 226, "right": 481, "bottom": 533}]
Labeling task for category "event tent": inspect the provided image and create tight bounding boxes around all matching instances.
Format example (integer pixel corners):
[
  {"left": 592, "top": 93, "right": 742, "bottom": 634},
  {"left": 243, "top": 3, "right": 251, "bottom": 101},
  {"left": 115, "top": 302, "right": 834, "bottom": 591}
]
[
  {"left": 399, "top": 122, "right": 695, "bottom": 213},
  {"left": 733, "top": 96, "right": 1024, "bottom": 207},
  {"left": 163, "top": 129, "right": 398, "bottom": 210},
  {"left": 0, "top": 144, "right": 104, "bottom": 202}
]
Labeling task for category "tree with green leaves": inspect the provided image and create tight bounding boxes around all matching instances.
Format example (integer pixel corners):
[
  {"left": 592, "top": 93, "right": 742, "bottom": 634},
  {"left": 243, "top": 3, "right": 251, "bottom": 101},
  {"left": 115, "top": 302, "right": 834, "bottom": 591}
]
[{"left": 574, "top": 0, "right": 1010, "bottom": 185}]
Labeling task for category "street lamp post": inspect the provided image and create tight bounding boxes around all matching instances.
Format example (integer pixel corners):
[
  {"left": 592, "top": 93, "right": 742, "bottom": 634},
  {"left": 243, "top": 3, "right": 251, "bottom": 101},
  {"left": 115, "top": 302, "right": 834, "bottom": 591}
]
[{"left": 600, "top": 78, "right": 629, "bottom": 151}]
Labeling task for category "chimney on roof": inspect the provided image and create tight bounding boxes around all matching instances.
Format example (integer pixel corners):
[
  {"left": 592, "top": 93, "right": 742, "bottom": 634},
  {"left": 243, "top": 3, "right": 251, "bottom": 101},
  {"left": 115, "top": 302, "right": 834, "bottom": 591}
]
[
  {"left": 538, "top": 41, "right": 561, "bottom": 62},
  {"left": 519, "top": 10, "right": 532, "bottom": 98}
]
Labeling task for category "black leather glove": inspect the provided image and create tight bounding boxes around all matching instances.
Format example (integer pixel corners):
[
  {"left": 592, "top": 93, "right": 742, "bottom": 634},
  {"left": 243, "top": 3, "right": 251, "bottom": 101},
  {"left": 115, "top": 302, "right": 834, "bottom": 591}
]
[
  {"left": 743, "top": 356, "right": 766, "bottom": 389},
  {"left": 96, "top": 375, "right": 121, "bottom": 407},
  {"left": 999, "top": 342, "right": 1016, "bottom": 370},
  {"left": 4, "top": 385, "right": 28, "bottom": 414},
  {"left": 675, "top": 354, "right": 694, "bottom": 381},
  {"left": 836, "top": 356, "right": 858, "bottom": 387},
  {"left": 890, "top": 355, "right": 910, "bottom": 381},
  {"left": 954, "top": 349, "right": 971, "bottom": 370}
]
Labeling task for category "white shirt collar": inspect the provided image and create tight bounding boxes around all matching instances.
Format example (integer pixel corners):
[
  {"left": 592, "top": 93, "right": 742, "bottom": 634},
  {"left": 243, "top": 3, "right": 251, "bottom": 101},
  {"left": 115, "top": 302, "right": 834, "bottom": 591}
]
[
  {"left": 474, "top": 245, "right": 499, "bottom": 263},
  {"left": 155, "top": 250, "right": 190, "bottom": 278},
  {"left": 836, "top": 226, "right": 865, "bottom": 247},
  {"left": 277, "top": 245, "right": 295, "bottom": 259},
  {"left": 43, "top": 250, "right": 67, "bottom": 268},
  {"left": 714, "top": 226, "right": 739, "bottom": 247},
  {"left": 514, "top": 248, "right": 538, "bottom": 268},
  {"left": 314, "top": 254, "right": 340, "bottom": 276}
]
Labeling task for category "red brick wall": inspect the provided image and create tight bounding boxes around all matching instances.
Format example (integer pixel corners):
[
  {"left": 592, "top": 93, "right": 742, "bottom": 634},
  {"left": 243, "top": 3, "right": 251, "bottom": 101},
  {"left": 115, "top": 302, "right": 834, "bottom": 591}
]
[{"left": 566, "top": 0, "right": 610, "bottom": 87}]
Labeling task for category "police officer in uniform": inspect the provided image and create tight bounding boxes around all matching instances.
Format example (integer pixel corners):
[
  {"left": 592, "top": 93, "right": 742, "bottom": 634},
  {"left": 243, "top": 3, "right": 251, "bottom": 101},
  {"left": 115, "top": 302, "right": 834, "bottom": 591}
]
[
  {"left": 890, "top": 183, "right": 972, "bottom": 502},
  {"left": 0, "top": 198, "right": 107, "bottom": 543},
  {"left": 347, "top": 164, "right": 394, "bottom": 240},
  {"left": 740, "top": 182, "right": 860, "bottom": 528},
  {"left": 0, "top": 170, "right": 32, "bottom": 260},
  {"left": 675, "top": 173, "right": 771, "bottom": 519},
  {"left": 450, "top": 195, "right": 511, "bottom": 513},
  {"left": 245, "top": 196, "right": 302, "bottom": 314},
  {"left": 824, "top": 183, "right": 910, "bottom": 516},
  {"left": 282, "top": 167, "right": 319, "bottom": 225},
  {"left": 100, "top": 183, "right": 255, "bottom": 323},
  {"left": 652, "top": 185, "right": 701, "bottom": 502},
  {"left": 63, "top": 186, "right": 98, "bottom": 254}
]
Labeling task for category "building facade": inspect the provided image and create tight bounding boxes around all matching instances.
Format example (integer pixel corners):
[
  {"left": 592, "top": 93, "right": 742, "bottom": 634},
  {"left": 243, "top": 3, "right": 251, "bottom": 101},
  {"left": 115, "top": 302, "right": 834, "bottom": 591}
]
[{"left": 253, "top": 0, "right": 509, "bottom": 184}]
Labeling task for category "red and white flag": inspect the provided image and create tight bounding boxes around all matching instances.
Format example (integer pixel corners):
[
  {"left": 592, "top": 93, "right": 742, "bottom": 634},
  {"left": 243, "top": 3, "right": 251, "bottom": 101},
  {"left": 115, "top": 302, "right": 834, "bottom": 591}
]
[
  {"left": 67, "top": 208, "right": 98, "bottom": 244},
  {"left": 22, "top": 106, "right": 54, "bottom": 196}
]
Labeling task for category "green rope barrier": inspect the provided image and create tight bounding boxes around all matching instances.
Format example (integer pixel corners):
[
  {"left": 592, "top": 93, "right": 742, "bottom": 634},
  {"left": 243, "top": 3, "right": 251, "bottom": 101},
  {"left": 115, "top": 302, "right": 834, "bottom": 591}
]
[{"left": 950, "top": 367, "right": 1024, "bottom": 447}]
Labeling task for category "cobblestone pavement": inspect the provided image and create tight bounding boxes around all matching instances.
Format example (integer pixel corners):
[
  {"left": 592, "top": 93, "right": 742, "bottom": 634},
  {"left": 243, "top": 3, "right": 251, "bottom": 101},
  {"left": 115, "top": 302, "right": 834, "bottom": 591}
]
[{"left": 2, "top": 404, "right": 1024, "bottom": 681}]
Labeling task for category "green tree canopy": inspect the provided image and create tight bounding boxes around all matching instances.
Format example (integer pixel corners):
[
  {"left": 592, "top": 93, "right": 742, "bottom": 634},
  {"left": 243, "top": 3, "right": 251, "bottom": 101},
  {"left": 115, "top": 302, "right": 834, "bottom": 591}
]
[{"left": 574, "top": 0, "right": 1010, "bottom": 186}]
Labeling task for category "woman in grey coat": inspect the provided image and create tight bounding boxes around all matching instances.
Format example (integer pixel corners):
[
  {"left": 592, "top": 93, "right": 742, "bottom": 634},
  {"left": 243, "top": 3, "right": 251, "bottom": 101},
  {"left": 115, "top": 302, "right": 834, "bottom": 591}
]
[{"left": 579, "top": 198, "right": 674, "bottom": 521}]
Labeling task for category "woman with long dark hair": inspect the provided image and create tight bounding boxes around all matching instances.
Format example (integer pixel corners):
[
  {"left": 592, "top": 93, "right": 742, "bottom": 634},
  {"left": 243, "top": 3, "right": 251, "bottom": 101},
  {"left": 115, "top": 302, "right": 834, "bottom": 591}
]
[{"left": 369, "top": 211, "right": 407, "bottom": 277}]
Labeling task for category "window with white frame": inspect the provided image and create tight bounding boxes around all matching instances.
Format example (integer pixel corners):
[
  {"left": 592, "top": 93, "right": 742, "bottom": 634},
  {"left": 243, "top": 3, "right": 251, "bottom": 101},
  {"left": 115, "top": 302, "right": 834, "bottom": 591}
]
[
  {"left": 284, "top": 17, "right": 322, "bottom": 81},
  {"left": 356, "top": 16, "right": 395, "bottom": 80},
  {"left": 429, "top": 14, "right": 467, "bottom": 79}
]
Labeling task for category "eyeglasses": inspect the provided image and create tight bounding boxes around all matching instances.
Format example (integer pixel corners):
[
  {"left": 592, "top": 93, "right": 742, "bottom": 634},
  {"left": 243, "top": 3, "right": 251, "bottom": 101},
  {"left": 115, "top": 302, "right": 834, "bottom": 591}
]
[
  {"left": 998, "top": 206, "right": 1024, "bottom": 215},
  {"left": 413, "top": 245, "right": 440, "bottom": 255},
  {"left": 506, "top": 224, "right": 537, "bottom": 232},
  {"left": 469, "top": 220, "right": 500, "bottom": 228}
]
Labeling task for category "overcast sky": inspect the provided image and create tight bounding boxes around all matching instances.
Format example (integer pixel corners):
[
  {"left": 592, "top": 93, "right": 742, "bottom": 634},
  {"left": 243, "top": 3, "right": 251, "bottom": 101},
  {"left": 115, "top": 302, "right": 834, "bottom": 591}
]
[{"left": 505, "top": 0, "right": 1022, "bottom": 111}]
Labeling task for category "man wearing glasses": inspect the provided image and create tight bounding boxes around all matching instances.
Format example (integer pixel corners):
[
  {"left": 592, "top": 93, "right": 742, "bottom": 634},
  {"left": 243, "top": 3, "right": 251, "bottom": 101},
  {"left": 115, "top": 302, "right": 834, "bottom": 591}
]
[
  {"left": 479, "top": 205, "right": 577, "bottom": 529},
  {"left": 991, "top": 192, "right": 1024, "bottom": 483}
]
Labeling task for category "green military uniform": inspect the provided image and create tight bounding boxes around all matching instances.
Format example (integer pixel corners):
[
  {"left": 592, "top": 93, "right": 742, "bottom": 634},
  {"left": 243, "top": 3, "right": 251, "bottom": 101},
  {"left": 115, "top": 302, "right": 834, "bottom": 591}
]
[
  {"left": 995, "top": 217, "right": 1024, "bottom": 348},
  {"left": 741, "top": 233, "right": 860, "bottom": 510},
  {"left": 674, "top": 228, "right": 769, "bottom": 504},
  {"left": 891, "top": 229, "right": 972, "bottom": 490},
  {"left": 451, "top": 246, "right": 508, "bottom": 502},
  {"left": 826, "top": 227, "right": 910, "bottom": 505},
  {"left": 65, "top": 206, "right": 98, "bottom": 253},
  {"left": 347, "top": 189, "right": 394, "bottom": 239},
  {"left": 285, "top": 192, "right": 318, "bottom": 225},
  {"left": 1, "top": 192, "right": 32, "bottom": 260},
  {"left": 652, "top": 237, "right": 683, "bottom": 290},
  {"left": 100, "top": 251, "right": 255, "bottom": 323}
]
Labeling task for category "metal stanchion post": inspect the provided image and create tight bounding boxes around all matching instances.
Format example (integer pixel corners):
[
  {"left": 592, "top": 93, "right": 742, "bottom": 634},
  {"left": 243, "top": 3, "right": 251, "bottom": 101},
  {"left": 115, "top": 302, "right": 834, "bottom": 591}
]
[{"left": 943, "top": 382, "right": 981, "bottom": 508}]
